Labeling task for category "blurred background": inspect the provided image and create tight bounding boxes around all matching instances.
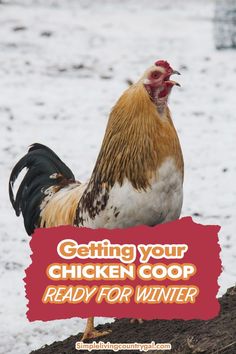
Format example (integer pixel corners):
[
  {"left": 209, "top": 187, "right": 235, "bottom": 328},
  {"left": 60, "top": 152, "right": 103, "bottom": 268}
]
[{"left": 0, "top": 1, "right": 235, "bottom": 353}]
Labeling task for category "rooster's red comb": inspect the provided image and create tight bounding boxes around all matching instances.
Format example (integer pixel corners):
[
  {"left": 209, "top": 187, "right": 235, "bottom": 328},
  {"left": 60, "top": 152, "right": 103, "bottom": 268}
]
[{"left": 155, "top": 60, "right": 172, "bottom": 71}]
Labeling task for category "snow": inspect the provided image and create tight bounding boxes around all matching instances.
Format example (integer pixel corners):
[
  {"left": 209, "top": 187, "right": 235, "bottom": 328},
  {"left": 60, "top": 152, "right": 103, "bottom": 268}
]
[{"left": 0, "top": 0, "right": 236, "bottom": 353}]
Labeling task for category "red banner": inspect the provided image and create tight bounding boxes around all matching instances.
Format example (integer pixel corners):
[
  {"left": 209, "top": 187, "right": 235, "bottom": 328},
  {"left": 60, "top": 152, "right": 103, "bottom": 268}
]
[{"left": 25, "top": 217, "right": 221, "bottom": 321}]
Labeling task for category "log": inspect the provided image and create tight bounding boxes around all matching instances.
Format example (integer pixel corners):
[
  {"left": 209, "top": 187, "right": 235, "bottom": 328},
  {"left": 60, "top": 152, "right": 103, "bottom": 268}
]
[{"left": 31, "top": 286, "right": 236, "bottom": 354}]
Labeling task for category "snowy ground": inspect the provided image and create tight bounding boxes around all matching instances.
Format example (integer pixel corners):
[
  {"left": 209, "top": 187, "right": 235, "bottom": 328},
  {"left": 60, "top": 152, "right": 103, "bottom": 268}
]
[{"left": 0, "top": 0, "right": 236, "bottom": 353}]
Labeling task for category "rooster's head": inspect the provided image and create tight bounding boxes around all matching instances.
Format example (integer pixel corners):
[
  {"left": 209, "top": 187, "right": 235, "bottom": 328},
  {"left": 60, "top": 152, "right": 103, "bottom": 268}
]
[{"left": 142, "top": 60, "right": 180, "bottom": 106}]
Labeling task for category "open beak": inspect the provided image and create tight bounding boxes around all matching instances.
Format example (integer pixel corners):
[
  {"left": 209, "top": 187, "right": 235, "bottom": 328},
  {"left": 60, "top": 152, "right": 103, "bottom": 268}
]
[{"left": 168, "top": 69, "right": 181, "bottom": 87}]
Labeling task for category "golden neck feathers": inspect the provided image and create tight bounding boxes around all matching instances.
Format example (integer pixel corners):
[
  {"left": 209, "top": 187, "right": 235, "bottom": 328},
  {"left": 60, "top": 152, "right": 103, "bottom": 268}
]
[{"left": 90, "top": 83, "right": 184, "bottom": 191}]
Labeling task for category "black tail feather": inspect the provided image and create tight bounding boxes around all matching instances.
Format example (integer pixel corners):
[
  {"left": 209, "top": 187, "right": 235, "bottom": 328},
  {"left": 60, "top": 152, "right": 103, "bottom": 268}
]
[{"left": 9, "top": 143, "right": 75, "bottom": 235}]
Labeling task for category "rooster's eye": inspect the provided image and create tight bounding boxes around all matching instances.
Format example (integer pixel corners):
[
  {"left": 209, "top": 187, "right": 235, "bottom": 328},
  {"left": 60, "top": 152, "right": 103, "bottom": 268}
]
[{"left": 151, "top": 71, "right": 161, "bottom": 79}]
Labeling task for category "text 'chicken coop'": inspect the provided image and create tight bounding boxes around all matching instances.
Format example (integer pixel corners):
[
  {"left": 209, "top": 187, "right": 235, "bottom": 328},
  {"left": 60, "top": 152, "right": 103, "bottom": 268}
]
[{"left": 25, "top": 217, "right": 221, "bottom": 321}]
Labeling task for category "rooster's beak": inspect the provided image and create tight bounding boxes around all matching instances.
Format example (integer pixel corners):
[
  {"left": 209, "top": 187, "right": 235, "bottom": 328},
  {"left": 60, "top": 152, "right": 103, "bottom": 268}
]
[
  {"left": 172, "top": 70, "right": 181, "bottom": 76},
  {"left": 166, "top": 80, "right": 181, "bottom": 87}
]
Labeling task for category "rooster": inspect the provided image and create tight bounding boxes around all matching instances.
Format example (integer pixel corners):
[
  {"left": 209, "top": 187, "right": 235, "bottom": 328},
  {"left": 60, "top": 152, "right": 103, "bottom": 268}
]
[{"left": 9, "top": 60, "right": 184, "bottom": 340}]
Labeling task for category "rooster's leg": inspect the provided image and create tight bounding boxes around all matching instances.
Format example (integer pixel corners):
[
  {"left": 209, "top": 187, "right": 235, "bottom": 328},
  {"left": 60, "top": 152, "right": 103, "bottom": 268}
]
[{"left": 81, "top": 317, "right": 111, "bottom": 341}]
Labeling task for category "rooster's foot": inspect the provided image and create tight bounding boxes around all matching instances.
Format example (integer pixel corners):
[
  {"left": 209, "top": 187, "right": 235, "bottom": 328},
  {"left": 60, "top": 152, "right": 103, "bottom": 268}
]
[
  {"left": 81, "top": 317, "right": 111, "bottom": 341},
  {"left": 81, "top": 328, "right": 111, "bottom": 341}
]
